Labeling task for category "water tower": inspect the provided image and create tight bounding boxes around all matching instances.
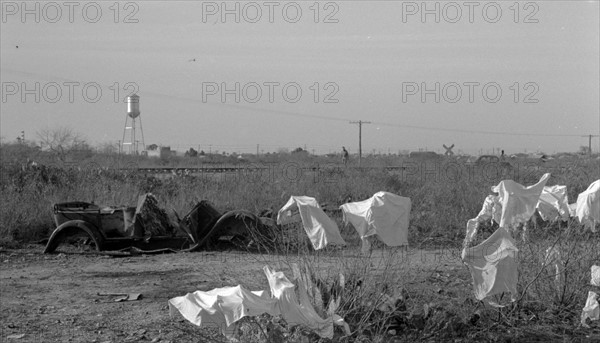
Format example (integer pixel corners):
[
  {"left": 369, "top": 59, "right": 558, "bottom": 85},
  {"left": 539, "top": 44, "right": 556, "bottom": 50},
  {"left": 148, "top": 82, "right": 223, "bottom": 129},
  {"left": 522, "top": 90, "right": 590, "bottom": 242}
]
[{"left": 121, "top": 94, "right": 145, "bottom": 154}]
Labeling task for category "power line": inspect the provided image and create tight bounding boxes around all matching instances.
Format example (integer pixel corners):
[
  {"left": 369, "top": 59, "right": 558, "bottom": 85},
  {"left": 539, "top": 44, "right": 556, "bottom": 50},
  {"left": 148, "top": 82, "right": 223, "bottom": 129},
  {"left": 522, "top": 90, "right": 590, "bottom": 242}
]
[
  {"left": 115, "top": 83, "right": 594, "bottom": 139},
  {"left": 139, "top": 85, "right": 596, "bottom": 138},
  {"left": 5, "top": 68, "right": 595, "bottom": 139},
  {"left": 372, "top": 121, "right": 589, "bottom": 137}
]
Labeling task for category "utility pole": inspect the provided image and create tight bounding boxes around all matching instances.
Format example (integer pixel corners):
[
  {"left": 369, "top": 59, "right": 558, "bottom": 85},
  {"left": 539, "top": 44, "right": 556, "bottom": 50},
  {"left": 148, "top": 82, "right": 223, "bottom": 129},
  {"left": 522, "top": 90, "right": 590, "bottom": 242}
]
[
  {"left": 256, "top": 144, "right": 259, "bottom": 157},
  {"left": 350, "top": 120, "right": 371, "bottom": 167},
  {"left": 582, "top": 134, "right": 600, "bottom": 156}
]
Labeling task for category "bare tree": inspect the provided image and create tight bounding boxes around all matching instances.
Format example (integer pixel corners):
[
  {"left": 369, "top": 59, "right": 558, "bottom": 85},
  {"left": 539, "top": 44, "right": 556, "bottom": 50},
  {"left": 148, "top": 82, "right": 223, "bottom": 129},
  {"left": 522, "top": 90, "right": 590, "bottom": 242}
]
[
  {"left": 97, "top": 141, "right": 119, "bottom": 154},
  {"left": 37, "top": 127, "right": 88, "bottom": 161}
]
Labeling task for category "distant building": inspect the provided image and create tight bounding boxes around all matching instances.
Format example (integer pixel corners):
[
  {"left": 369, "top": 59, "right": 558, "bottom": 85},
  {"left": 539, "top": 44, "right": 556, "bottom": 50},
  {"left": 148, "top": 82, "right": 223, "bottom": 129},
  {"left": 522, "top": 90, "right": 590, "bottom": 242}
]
[
  {"left": 146, "top": 145, "right": 174, "bottom": 158},
  {"left": 408, "top": 151, "right": 440, "bottom": 159}
]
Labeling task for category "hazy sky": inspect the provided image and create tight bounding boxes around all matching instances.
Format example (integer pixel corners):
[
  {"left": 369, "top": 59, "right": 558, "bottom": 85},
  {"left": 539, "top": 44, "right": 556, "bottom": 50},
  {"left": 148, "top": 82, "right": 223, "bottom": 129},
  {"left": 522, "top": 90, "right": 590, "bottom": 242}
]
[{"left": 1, "top": 0, "right": 599, "bottom": 155}]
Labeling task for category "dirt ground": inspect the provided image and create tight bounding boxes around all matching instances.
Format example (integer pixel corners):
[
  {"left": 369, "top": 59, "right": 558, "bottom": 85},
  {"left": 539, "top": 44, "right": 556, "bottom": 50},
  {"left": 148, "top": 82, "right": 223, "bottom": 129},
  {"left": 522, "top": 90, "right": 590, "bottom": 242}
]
[
  {"left": 2, "top": 244, "right": 598, "bottom": 342},
  {"left": 0, "top": 244, "right": 469, "bottom": 343}
]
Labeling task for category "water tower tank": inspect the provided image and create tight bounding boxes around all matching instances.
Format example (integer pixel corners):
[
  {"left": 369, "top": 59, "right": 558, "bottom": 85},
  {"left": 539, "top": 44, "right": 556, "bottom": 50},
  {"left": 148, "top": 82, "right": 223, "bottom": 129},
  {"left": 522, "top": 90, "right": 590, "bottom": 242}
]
[{"left": 127, "top": 94, "right": 140, "bottom": 118}]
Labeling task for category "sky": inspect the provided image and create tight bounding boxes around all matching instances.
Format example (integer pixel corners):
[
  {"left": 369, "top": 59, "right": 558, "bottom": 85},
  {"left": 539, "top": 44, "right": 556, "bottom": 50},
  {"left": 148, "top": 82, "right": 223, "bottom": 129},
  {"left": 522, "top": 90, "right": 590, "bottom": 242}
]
[{"left": 1, "top": 0, "right": 599, "bottom": 155}]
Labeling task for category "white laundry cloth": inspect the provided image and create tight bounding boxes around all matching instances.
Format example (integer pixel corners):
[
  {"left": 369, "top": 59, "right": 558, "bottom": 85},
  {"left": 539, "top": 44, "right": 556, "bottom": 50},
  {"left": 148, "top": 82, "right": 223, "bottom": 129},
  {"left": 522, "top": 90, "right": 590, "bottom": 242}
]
[
  {"left": 537, "top": 185, "right": 570, "bottom": 221},
  {"left": 462, "top": 175, "right": 549, "bottom": 304},
  {"left": 340, "top": 191, "right": 411, "bottom": 253},
  {"left": 462, "top": 227, "right": 519, "bottom": 303},
  {"left": 277, "top": 196, "right": 346, "bottom": 250},
  {"left": 575, "top": 180, "right": 600, "bottom": 232},
  {"left": 464, "top": 195, "right": 502, "bottom": 246},
  {"left": 568, "top": 203, "right": 578, "bottom": 217},
  {"left": 581, "top": 291, "right": 599, "bottom": 327},
  {"left": 263, "top": 266, "right": 336, "bottom": 338},
  {"left": 168, "top": 286, "right": 278, "bottom": 338},
  {"left": 168, "top": 265, "right": 349, "bottom": 339},
  {"left": 492, "top": 173, "right": 551, "bottom": 228},
  {"left": 464, "top": 174, "right": 548, "bottom": 247},
  {"left": 592, "top": 265, "right": 600, "bottom": 287}
]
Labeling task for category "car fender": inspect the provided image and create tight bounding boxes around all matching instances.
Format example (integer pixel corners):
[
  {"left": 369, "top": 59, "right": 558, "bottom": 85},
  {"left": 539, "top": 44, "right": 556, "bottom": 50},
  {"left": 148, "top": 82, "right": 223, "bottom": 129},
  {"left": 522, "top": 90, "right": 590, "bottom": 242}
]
[
  {"left": 44, "top": 220, "right": 105, "bottom": 253},
  {"left": 194, "top": 210, "right": 264, "bottom": 248}
]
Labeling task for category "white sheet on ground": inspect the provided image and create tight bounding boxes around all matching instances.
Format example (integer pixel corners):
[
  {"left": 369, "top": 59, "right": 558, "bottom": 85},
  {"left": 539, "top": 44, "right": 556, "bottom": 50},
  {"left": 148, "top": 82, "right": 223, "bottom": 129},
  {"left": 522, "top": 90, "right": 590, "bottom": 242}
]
[
  {"left": 537, "top": 185, "right": 570, "bottom": 221},
  {"left": 575, "top": 179, "right": 600, "bottom": 232},
  {"left": 492, "top": 173, "right": 551, "bottom": 228},
  {"left": 340, "top": 191, "right": 411, "bottom": 253},
  {"left": 277, "top": 196, "right": 346, "bottom": 250},
  {"left": 168, "top": 286, "right": 278, "bottom": 338},
  {"left": 168, "top": 265, "right": 350, "bottom": 339},
  {"left": 462, "top": 227, "right": 519, "bottom": 304},
  {"left": 581, "top": 291, "right": 599, "bottom": 327}
]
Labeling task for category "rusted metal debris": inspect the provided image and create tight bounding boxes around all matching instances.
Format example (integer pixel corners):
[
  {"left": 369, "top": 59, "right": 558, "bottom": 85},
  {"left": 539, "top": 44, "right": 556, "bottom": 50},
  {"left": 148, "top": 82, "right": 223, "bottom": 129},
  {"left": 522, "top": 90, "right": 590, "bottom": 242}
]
[{"left": 44, "top": 193, "right": 271, "bottom": 254}]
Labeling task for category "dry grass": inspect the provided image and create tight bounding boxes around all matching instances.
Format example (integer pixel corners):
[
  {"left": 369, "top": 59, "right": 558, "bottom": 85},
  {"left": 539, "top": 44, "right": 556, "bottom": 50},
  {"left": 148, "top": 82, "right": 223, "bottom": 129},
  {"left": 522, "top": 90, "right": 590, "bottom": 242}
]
[{"left": 1, "top": 148, "right": 599, "bottom": 341}]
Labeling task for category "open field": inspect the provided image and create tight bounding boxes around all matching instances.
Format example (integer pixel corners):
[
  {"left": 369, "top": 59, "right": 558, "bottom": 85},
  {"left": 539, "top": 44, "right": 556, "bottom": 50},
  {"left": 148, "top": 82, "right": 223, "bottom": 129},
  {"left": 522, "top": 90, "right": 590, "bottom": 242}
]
[{"left": 1, "top": 146, "right": 599, "bottom": 342}]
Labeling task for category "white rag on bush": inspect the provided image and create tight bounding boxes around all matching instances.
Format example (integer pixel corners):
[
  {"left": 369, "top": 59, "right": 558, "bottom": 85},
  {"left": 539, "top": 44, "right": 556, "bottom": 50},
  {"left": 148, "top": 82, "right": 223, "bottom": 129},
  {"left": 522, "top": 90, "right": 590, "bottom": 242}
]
[
  {"left": 168, "top": 266, "right": 349, "bottom": 339},
  {"left": 464, "top": 195, "right": 502, "bottom": 246},
  {"left": 277, "top": 196, "right": 346, "bottom": 250},
  {"left": 340, "top": 191, "right": 411, "bottom": 253},
  {"left": 536, "top": 185, "right": 570, "bottom": 222},
  {"left": 581, "top": 266, "right": 600, "bottom": 327},
  {"left": 464, "top": 174, "right": 550, "bottom": 247},
  {"left": 592, "top": 265, "right": 600, "bottom": 287},
  {"left": 263, "top": 266, "right": 347, "bottom": 338},
  {"left": 492, "top": 173, "right": 551, "bottom": 228},
  {"left": 462, "top": 227, "right": 519, "bottom": 304},
  {"left": 462, "top": 175, "right": 551, "bottom": 305},
  {"left": 568, "top": 203, "right": 578, "bottom": 217},
  {"left": 581, "top": 291, "right": 600, "bottom": 327},
  {"left": 575, "top": 179, "right": 600, "bottom": 232}
]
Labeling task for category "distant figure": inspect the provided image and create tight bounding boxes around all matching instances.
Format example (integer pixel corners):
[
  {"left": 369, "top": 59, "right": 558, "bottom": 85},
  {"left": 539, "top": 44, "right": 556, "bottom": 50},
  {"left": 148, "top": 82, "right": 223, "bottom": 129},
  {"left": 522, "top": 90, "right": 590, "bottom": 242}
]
[
  {"left": 342, "top": 147, "right": 349, "bottom": 165},
  {"left": 500, "top": 150, "right": 505, "bottom": 161}
]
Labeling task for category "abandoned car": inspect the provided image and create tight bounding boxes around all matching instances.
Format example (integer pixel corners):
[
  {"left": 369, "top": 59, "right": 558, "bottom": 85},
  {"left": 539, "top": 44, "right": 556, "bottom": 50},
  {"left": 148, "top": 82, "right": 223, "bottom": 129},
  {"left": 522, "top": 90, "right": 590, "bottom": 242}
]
[{"left": 44, "top": 194, "right": 274, "bottom": 253}]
